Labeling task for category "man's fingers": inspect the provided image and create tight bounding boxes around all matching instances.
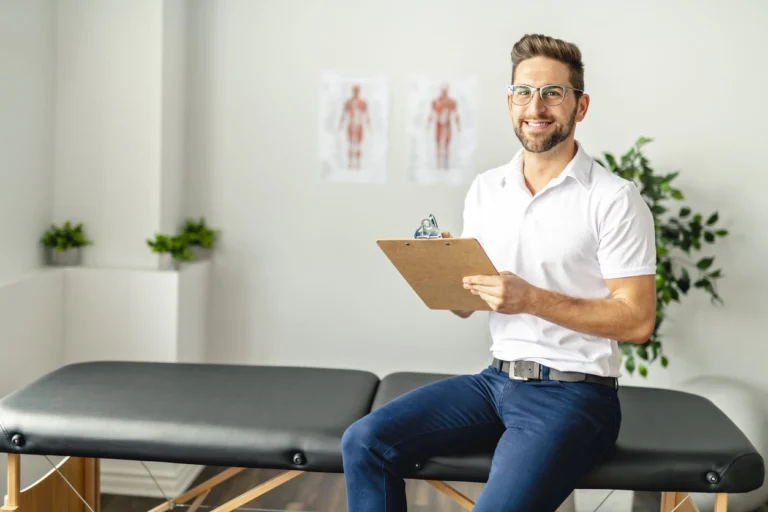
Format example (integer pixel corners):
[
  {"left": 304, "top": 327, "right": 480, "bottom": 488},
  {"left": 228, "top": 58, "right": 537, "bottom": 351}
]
[
  {"left": 465, "top": 283, "right": 501, "bottom": 297},
  {"left": 441, "top": 231, "right": 453, "bottom": 238},
  {"left": 463, "top": 275, "right": 499, "bottom": 286},
  {"left": 476, "top": 291, "right": 500, "bottom": 310}
]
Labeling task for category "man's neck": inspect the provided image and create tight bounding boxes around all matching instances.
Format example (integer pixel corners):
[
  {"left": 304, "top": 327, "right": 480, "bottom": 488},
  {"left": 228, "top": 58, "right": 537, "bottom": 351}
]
[{"left": 522, "top": 140, "right": 578, "bottom": 195}]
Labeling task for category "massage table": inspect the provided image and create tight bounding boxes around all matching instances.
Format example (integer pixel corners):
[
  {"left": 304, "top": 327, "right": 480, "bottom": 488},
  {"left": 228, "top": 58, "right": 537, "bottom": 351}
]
[{"left": 0, "top": 361, "right": 763, "bottom": 512}]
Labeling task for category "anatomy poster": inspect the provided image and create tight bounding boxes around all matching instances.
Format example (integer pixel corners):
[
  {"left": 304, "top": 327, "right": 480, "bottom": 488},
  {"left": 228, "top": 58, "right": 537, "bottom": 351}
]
[
  {"left": 407, "top": 76, "right": 478, "bottom": 185},
  {"left": 319, "top": 74, "right": 389, "bottom": 184}
]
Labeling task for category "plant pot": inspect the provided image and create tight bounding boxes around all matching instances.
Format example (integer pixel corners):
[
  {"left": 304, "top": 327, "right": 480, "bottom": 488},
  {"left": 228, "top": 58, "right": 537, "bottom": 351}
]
[
  {"left": 48, "top": 247, "right": 81, "bottom": 266},
  {"left": 191, "top": 246, "right": 213, "bottom": 261},
  {"left": 159, "top": 253, "right": 182, "bottom": 271}
]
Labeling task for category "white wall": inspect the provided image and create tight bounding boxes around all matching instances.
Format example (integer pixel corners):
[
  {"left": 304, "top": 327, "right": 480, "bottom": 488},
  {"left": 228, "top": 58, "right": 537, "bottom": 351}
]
[
  {"left": 64, "top": 268, "right": 179, "bottom": 363},
  {"left": 177, "top": 260, "right": 210, "bottom": 362},
  {"left": 53, "top": 0, "right": 163, "bottom": 269},
  {"left": 160, "top": 0, "right": 187, "bottom": 236},
  {"left": 0, "top": 270, "right": 65, "bottom": 499},
  {"left": 0, "top": 0, "right": 61, "bottom": 499},
  {"left": 185, "top": 0, "right": 768, "bottom": 389},
  {"left": 0, "top": 0, "right": 55, "bottom": 282}
]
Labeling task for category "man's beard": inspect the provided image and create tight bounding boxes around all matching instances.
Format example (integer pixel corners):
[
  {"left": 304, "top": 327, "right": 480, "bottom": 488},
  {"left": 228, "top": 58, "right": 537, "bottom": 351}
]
[{"left": 514, "top": 106, "right": 577, "bottom": 153}]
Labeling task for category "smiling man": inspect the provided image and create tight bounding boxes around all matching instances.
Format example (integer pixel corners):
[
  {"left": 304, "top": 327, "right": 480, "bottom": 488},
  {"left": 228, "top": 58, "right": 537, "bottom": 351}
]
[{"left": 342, "top": 34, "right": 657, "bottom": 511}]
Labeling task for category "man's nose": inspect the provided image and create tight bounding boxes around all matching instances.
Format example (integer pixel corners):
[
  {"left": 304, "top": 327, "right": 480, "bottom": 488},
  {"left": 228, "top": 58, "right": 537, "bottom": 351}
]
[{"left": 528, "top": 92, "right": 549, "bottom": 114}]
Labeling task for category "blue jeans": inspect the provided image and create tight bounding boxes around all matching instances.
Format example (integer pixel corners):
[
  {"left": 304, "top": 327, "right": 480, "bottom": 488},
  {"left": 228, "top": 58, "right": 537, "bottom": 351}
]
[{"left": 341, "top": 364, "right": 621, "bottom": 512}]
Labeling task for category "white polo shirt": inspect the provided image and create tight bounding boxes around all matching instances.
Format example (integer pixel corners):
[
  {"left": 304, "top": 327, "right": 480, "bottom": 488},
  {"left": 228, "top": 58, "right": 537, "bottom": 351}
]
[{"left": 461, "top": 141, "right": 656, "bottom": 377}]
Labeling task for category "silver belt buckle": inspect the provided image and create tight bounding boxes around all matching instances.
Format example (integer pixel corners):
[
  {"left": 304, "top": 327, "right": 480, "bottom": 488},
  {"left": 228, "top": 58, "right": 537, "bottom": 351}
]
[{"left": 510, "top": 361, "right": 539, "bottom": 381}]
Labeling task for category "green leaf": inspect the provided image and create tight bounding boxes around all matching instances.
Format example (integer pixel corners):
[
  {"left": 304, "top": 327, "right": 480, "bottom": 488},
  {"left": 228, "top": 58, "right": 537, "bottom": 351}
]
[
  {"left": 668, "top": 287, "right": 680, "bottom": 302},
  {"left": 694, "top": 279, "right": 716, "bottom": 297},
  {"left": 677, "top": 268, "right": 690, "bottom": 293},
  {"left": 706, "top": 212, "right": 719, "bottom": 225},
  {"left": 637, "top": 136, "right": 654, "bottom": 146},
  {"left": 708, "top": 269, "right": 722, "bottom": 279},
  {"left": 625, "top": 357, "right": 636, "bottom": 375},
  {"left": 605, "top": 153, "right": 618, "bottom": 171},
  {"left": 697, "top": 257, "right": 714, "bottom": 270},
  {"left": 638, "top": 364, "right": 648, "bottom": 377},
  {"left": 679, "top": 207, "right": 691, "bottom": 217},
  {"left": 651, "top": 205, "right": 667, "bottom": 215},
  {"left": 704, "top": 231, "right": 715, "bottom": 243},
  {"left": 671, "top": 189, "right": 684, "bottom": 200},
  {"left": 716, "top": 229, "right": 729, "bottom": 236},
  {"left": 661, "top": 356, "right": 669, "bottom": 368}
]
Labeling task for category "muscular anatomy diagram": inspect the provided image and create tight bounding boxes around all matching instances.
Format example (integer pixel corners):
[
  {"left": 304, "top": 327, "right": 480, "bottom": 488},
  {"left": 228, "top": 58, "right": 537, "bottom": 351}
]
[
  {"left": 427, "top": 85, "right": 460, "bottom": 169},
  {"left": 339, "top": 84, "right": 370, "bottom": 169}
]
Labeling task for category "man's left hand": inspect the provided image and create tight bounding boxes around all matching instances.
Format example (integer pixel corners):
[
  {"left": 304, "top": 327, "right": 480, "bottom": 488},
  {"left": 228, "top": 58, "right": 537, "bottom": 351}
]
[{"left": 463, "top": 271, "right": 535, "bottom": 314}]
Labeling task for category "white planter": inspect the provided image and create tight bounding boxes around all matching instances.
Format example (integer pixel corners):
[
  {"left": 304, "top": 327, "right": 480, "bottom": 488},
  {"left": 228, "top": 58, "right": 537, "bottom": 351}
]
[
  {"left": 48, "top": 247, "right": 81, "bottom": 266},
  {"left": 191, "top": 246, "right": 213, "bottom": 261},
  {"left": 159, "top": 253, "right": 181, "bottom": 271}
]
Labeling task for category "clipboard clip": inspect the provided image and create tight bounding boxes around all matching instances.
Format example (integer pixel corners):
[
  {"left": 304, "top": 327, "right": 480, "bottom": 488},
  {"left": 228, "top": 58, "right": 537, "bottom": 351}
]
[{"left": 414, "top": 214, "right": 443, "bottom": 239}]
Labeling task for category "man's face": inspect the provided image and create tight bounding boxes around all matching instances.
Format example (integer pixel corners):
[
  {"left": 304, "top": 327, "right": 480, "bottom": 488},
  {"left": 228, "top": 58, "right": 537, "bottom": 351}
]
[{"left": 508, "top": 56, "right": 588, "bottom": 154}]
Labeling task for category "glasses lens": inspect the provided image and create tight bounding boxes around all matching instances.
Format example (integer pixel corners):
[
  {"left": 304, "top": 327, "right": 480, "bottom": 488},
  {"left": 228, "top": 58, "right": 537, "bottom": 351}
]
[
  {"left": 541, "top": 85, "right": 566, "bottom": 106},
  {"left": 510, "top": 85, "right": 532, "bottom": 105}
]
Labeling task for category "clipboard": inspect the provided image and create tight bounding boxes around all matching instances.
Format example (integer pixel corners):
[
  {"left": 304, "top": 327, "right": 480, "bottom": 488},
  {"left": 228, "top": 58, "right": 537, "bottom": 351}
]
[{"left": 376, "top": 238, "right": 499, "bottom": 311}]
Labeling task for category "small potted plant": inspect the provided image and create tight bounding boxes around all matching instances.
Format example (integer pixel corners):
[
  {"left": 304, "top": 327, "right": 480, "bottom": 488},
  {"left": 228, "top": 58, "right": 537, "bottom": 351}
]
[
  {"left": 40, "top": 221, "right": 92, "bottom": 266},
  {"left": 146, "top": 233, "right": 194, "bottom": 270},
  {"left": 179, "top": 217, "right": 220, "bottom": 260}
]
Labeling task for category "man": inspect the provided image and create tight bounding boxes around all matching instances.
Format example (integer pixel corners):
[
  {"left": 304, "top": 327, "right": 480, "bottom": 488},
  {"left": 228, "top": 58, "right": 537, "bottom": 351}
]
[
  {"left": 342, "top": 34, "right": 656, "bottom": 511},
  {"left": 339, "top": 84, "right": 370, "bottom": 170},
  {"left": 427, "top": 84, "right": 461, "bottom": 169}
]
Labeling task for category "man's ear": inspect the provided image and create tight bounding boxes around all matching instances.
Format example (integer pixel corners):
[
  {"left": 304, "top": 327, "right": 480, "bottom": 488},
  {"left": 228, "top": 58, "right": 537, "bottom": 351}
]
[{"left": 576, "top": 93, "right": 590, "bottom": 122}]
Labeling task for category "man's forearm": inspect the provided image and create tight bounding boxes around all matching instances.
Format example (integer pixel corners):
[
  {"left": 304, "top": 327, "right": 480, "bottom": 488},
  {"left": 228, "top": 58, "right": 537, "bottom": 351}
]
[{"left": 525, "top": 287, "right": 653, "bottom": 344}]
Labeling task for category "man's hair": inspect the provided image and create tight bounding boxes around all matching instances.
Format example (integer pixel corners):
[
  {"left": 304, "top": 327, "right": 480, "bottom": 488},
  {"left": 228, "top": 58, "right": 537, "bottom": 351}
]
[{"left": 511, "top": 34, "right": 584, "bottom": 92}]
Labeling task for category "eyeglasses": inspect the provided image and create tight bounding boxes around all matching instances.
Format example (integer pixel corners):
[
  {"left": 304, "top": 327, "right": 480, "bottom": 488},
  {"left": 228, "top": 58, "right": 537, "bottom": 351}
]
[{"left": 507, "top": 84, "right": 583, "bottom": 106}]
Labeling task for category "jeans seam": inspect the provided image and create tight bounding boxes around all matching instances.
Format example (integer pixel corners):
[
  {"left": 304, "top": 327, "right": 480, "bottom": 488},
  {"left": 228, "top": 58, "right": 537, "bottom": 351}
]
[{"left": 497, "top": 375, "right": 511, "bottom": 419}]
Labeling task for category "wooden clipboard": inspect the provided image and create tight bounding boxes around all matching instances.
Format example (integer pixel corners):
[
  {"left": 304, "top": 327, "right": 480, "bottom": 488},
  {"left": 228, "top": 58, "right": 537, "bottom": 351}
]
[{"left": 376, "top": 238, "right": 499, "bottom": 311}]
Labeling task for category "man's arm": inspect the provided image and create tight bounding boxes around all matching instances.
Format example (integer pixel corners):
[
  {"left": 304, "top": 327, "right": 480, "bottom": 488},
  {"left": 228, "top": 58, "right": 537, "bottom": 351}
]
[
  {"left": 463, "top": 272, "right": 656, "bottom": 343},
  {"left": 525, "top": 275, "right": 656, "bottom": 344}
]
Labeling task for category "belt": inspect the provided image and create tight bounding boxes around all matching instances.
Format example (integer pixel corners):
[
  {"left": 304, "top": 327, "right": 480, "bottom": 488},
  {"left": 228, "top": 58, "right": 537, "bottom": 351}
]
[{"left": 492, "top": 358, "right": 618, "bottom": 389}]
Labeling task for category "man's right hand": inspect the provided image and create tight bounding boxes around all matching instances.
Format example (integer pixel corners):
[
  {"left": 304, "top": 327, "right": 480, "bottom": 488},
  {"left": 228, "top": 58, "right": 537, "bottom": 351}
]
[{"left": 442, "top": 231, "right": 475, "bottom": 319}]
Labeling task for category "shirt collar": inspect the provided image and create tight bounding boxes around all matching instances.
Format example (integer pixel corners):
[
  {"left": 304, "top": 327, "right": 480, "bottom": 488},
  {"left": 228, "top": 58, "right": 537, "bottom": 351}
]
[{"left": 502, "top": 140, "right": 593, "bottom": 190}]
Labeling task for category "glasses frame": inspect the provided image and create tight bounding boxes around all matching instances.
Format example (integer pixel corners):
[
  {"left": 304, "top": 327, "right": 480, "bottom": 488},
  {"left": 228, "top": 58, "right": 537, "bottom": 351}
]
[{"left": 506, "top": 84, "right": 584, "bottom": 106}]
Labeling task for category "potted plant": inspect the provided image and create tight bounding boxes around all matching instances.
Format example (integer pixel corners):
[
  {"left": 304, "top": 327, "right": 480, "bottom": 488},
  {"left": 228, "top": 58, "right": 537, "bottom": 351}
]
[
  {"left": 40, "top": 221, "right": 92, "bottom": 266},
  {"left": 146, "top": 234, "right": 194, "bottom": 270},
  {"left": 596, "top": 137, "right": 729, "bottom": 377},
  {"left": 179, "top": 217, "right": 220, "bottom": 260}
]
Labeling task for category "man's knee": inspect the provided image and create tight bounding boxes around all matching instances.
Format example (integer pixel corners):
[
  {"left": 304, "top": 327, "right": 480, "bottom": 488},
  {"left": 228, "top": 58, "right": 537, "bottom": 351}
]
[{"left": 341, "top": 414, "right": 379, "bottom": 461}]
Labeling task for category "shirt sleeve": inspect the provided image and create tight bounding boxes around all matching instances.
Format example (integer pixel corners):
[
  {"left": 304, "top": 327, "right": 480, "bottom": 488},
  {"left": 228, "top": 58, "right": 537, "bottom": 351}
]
[
  {"left": 597, "top": 182, "right": 657, "bottom": 279},
  {"left": 460, "top": 175, "right": 483, "bottom": 242}
]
